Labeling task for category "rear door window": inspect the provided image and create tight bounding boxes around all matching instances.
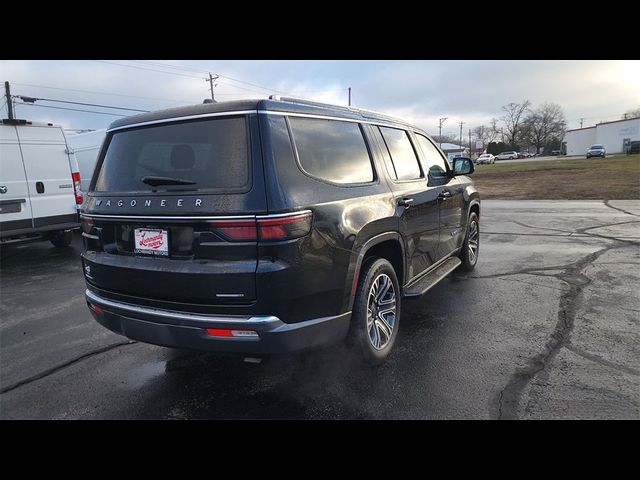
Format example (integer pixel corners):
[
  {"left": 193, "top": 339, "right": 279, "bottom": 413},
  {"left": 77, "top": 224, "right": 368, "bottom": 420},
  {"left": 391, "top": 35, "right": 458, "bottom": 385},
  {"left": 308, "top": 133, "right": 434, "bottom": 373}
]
[
  {"left": 94, "top": 116, "right": 249, "bottom": 194},
  {"left": 288, "top": 117, "right": 374, "bottom": 185},
  {"left": 378, "top": 127, "right": 423, "bottom": 180}
]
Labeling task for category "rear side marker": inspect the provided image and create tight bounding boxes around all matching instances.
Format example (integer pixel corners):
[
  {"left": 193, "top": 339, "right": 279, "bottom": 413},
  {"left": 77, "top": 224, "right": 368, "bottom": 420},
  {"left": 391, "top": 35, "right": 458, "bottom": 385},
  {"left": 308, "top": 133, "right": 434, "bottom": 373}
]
[
  {"left": 206, "top": 329, "right": 259, "bottom": 338},
  {"left": 88, "top": 302, "right": 104, "bottom": 314}
]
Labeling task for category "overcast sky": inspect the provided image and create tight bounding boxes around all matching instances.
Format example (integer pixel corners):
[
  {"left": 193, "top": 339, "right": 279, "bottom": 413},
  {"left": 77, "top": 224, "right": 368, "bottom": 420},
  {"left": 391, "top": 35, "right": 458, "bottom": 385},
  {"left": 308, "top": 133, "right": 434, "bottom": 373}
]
[{"left": 1, "top": 60, "right": 638, "bottom": 137}]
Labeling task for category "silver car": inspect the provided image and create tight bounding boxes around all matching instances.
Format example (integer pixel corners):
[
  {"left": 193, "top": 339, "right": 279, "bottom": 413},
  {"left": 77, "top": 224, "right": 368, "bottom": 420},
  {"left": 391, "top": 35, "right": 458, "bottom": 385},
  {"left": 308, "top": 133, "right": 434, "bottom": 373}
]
[
  {"left": 495, "top": 151, "right": 518, "bottom": 160},
  {"left": 476, "top": 153, "right": 495, "bottom": 164},
  {"left": 586, "top": 144, "right": 606, "bottom": 158}
]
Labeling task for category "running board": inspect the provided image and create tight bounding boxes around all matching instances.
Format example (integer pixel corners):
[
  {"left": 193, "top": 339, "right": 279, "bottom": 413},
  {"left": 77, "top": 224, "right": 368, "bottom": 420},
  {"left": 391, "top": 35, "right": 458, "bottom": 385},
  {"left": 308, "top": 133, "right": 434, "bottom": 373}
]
[{"left": 402, "top": 257, "right": 461, "bottom": 298}]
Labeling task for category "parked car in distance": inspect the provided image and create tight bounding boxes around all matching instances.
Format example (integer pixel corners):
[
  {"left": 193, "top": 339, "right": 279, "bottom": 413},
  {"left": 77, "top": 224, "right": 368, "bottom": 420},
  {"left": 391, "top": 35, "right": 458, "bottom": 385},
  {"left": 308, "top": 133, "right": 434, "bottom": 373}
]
[
  {"left": 586, "top": 144, "right": 606, "bottom": 158},
  {"left": 517, "top": 151, "right": 534, "bottom": 158},
  {"left": 476, "top": 153, "right": 495, "bottom": 164},
  {"left": 1, "top": 119, "right": 82, "bottom": 247},
  {"left": 626, "top": 141, "right": 640, "bottom": 155},
  {"left": 81, "top": 97, "right": 481, "bottom": 365},
  {"left": 495, "top": 151, "right": 518, "bottom": 160}
]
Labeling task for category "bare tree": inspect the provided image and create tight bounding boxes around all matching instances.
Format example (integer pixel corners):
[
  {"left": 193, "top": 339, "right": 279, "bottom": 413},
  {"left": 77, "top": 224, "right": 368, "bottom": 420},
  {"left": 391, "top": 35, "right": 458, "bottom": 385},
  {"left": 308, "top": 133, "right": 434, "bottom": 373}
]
[
  {"left": 501, "top": 101, "right": 531, "bottom": 148},
  {"left": 431, "top": 134, "right": 456, "bottom": 145},
  {"left": 472, "top": 125, "right": 495, "bottom": 152},
  {"left": 522, "top": 103, "right": 567, "bottom": 154},
  {"left": 623, "top": 107, "right": 640, "bottom": 118}
]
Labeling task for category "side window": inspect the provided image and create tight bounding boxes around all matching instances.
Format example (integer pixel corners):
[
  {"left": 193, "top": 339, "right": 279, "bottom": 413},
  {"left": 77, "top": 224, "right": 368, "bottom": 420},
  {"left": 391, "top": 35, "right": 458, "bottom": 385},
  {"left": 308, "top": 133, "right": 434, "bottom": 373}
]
[
  {"left": 378, "top": 127, "right": 422, "bottom": 180},
  {"left": 416, "top": 134, "right": 449, "bottom": 179},
  {"left": 288, "top": 117, "right": 374, "bottom": 184}
]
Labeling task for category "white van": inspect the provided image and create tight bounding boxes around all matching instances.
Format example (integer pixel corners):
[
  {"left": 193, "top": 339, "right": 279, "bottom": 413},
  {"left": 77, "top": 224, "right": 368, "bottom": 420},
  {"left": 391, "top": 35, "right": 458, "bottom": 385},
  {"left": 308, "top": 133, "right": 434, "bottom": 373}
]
[
  {"left": 66, "top": 129, "right": 106, "bottom": 192},
  {"left": 0, "top": 119, "right": 82, "bottom": 247}
]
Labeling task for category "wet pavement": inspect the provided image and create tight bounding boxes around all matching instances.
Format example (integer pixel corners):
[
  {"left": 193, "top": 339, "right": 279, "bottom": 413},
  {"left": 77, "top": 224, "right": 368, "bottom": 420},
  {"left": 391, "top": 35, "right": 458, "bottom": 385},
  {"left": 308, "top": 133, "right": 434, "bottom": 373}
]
[{"left": 1, "top": 200, "right": 638, "bottom": 419}]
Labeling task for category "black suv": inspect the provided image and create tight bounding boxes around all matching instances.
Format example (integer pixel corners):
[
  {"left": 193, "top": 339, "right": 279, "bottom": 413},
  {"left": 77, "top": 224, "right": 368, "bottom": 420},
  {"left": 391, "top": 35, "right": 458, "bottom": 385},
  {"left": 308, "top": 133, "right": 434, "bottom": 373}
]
[{"left": 81, "top": 97, "right": 480, "bottom": 364}]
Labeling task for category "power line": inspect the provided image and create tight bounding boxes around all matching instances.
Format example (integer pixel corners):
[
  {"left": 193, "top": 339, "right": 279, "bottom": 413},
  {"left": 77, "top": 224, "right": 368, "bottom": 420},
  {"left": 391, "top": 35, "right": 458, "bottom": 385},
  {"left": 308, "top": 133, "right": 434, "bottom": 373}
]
[
  {"left": 16, "top": 102, "right": 130, "bottom": 117},
  {"left": 15, "top": 96, "right": 148, "bottom": 113},
  {"left": 93, "top": 60, "right": 206, "bottom": 79},
  {"left": 11, "top": 82, "right": 192, "bottom": 104},
  {"left": 94, "top": 60, "right": 275, "bottom": 96},
  {"left": 133, "top": 60, "right": 288, "bottom": 94}
]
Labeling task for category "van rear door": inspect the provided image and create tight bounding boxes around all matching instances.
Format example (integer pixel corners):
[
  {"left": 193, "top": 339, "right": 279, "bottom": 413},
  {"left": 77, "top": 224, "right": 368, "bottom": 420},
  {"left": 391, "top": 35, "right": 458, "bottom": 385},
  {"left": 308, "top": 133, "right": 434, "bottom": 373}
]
[
  {"left": 16, "top": 125, "right": 77, "bottom": 228},
  {"left": 0, "top": 124, "right": 34, "bottom": 235},
  {"left": 82, "top": 114, "right": 267, "bottom": 306}
]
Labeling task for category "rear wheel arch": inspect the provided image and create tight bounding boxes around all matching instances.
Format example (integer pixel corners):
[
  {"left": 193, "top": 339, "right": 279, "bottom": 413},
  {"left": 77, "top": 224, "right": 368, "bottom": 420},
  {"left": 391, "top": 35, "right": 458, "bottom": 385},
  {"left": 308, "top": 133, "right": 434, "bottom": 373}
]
[{"left": 348, "top": 232, "right": 405, "bottom": 310}]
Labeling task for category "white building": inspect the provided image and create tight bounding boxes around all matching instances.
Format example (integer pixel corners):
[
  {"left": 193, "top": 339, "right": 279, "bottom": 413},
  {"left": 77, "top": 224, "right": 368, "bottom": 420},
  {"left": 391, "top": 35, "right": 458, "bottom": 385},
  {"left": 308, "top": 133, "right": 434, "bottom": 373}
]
[
  {"left": 563, "top": 116, "right": 640, "bottom": 156},
  {"left": 439, "top": 142, "right": 470, "bottom": 160}
]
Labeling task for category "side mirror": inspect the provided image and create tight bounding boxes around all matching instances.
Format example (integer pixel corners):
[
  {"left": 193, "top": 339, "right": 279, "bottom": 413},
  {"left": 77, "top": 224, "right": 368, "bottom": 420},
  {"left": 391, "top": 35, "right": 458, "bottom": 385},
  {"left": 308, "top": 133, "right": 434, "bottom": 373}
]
[{"left": 453, "top": 157, "right": 474, "bottom": 175}]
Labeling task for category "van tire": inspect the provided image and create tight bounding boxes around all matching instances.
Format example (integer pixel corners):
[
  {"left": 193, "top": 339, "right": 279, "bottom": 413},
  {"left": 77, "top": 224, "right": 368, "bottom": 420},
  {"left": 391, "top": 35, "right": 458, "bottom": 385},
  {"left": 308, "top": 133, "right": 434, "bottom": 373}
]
[
  {"left": 349, "top": 257, "right": 400, "bottom": 365},
  {"left": 50, "top": 230, "right": 73, "bottom": 248}
]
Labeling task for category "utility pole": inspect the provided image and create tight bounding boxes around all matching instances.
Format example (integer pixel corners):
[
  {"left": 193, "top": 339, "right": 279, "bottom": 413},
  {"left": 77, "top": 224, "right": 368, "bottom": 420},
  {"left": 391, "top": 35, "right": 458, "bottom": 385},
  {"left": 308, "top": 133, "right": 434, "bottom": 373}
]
[
  {"left": 438, "top": 117, "right": 448, "bottom": 148},
  {"left": 206, "top": 73, "right": 219, "bottom": 102},
  {"left": 468, "top": 128, "right": 472, "bottom": 157},
  {"left": 459, "top": 121, "right": 465, "bottom": 149},
  {"left": 5, "top": 81, "right": 14, "bottom": 120},
  {"left": 580, "top": 118, "right": 584, "bottom": 128},
  {"left": 348, "top": 87, "right": 351, "bottom": 106}
]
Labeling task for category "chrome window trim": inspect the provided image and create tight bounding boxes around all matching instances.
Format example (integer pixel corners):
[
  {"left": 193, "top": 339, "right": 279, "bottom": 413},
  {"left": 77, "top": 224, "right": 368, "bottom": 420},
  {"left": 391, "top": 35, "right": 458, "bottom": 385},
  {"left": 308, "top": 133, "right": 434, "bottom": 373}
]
[
  {"left": 106, "top": 108, "right": 430, "bottom": 140},
  {"left": 80, "top": 210, "right": 312, "bottom": 222},
  {"left": 106, "top": 110, "right": 258, "bottom": 132}
]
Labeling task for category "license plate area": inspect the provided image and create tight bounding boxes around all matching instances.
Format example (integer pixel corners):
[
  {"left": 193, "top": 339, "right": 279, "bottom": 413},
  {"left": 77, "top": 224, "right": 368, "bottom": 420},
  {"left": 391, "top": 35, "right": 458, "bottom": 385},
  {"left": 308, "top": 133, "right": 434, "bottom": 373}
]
[{"left": 134, "top": 228, "right": 169, "bottom": 257}]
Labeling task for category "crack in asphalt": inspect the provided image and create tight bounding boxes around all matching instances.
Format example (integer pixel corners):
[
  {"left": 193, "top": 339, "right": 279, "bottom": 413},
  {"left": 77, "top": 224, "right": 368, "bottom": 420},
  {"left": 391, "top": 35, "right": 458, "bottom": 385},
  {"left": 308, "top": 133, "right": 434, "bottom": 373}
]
[
  {"left": 497, "top": 246, "right": 611, "bottom": 419},
  {"left": 603, "top": 200, "right": 640, "bottom": 218},
  {"left": 493, "top": 205, "right": 639, "bottom": 419},
  {"left": 0, "top": 340, "right": 137, "bottom": 395},
  {"left": 511, "top": 220, "right": 574, "bottom": 234},
  {"left": 564, "top": 344, "right": 640, "bottom": 377}
]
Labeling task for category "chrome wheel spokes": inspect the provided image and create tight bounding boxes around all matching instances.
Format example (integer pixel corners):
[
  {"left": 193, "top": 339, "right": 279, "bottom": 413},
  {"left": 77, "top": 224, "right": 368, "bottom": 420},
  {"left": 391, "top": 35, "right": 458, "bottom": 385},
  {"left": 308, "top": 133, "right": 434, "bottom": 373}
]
[
  {"left": 468, "top": 220, "right": 479, "bottom": 264},
  {"left": 367, "top": 273, "right": 397, "bottom": 350}
]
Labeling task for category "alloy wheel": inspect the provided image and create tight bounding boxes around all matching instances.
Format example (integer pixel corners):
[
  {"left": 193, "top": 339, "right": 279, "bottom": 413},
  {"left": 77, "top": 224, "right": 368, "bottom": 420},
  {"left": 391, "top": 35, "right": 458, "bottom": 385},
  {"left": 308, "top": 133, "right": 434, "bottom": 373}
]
[
  {"left": 468, "top": 219, "right": 479, "bottom": 264},
  {"left": 366, "top": 273, "right": 397, "bottom": 350}
]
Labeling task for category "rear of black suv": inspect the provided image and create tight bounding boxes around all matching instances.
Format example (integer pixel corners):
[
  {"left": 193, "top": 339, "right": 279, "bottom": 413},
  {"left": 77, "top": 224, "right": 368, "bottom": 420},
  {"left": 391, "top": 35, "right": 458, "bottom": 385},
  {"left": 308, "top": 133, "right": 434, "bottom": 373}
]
[
  {"left": 82, "top": 98, "right": 480, "bottom": 362},
  {"left": 81, "top": 101, "right": 354, "bottom": 355}
]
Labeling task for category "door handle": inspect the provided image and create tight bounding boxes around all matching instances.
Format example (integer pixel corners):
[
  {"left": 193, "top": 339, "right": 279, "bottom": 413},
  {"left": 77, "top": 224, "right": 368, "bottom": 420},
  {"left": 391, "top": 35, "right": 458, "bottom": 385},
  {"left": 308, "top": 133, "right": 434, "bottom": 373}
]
[
  {"left": 36, "top": 182, "right": 45, "bottom": 194},
  {"left": 398, "top": 197, "right": 414, "bottom": 208},
  {"left": 438, "top": 191, "right": 451, "bottom": 201}
]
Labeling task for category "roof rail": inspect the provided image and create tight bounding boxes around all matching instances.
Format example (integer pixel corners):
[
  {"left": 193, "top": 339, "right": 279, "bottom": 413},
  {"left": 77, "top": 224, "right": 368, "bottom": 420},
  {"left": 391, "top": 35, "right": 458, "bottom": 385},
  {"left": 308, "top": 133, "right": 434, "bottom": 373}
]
[
  {"left": 268, "top": 95, "right": 412, "bottom": 128},
  {"left": 268, "top": 95, "right": 353, "bottom": 112}
]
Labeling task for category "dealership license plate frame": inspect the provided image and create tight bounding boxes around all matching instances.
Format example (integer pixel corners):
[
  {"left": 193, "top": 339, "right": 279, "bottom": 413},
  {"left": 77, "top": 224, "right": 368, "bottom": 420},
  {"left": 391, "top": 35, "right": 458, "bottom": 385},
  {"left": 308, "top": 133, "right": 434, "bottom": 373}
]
[{"left": 134, "top": 227, "right": 169, "bottom": 257}]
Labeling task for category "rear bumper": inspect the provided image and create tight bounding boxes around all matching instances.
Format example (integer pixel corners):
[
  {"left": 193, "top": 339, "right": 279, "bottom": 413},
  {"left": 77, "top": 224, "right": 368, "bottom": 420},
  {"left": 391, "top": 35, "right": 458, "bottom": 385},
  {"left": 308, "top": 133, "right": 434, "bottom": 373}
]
[{"left": 86, "top": 289, "right": 351, "bottom": 355}]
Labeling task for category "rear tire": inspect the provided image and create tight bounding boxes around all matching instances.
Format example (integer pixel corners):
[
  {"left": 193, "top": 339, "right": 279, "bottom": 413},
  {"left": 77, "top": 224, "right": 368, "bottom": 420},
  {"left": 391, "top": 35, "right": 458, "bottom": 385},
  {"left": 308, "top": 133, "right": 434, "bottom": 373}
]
[
  {"left": 349, "top": 257, "right": 401, "bottom": 365},
  {"left": 50, "top": 230, "right": 72, "bottom": 248},
  {"left": 458, "top": 212, "right": 479, "bottom": 272}
]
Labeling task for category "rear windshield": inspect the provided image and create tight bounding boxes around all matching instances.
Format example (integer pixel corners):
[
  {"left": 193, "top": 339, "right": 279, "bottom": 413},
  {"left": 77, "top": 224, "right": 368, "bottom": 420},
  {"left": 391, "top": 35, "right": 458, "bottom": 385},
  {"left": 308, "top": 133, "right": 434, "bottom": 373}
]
[{"left": 93, "top": 116, "right": 249, "bottom": 194}]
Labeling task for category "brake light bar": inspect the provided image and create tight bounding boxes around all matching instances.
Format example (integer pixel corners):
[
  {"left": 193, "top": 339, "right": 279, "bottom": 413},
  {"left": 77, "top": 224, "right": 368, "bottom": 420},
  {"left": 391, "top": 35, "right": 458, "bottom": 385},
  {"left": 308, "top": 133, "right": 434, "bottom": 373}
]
[
  {"left": 208, "top": 211, "right": 312, "bottom": 242},
  {"left": 72, "top": 171, "right": 83, "bottom": 205}
]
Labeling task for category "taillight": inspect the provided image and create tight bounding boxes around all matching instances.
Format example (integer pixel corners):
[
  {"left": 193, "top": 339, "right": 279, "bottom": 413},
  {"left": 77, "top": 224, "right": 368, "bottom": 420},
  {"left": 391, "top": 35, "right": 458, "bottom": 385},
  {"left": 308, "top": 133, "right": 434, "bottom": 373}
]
[
  {"left": 72, "top": 171, "right": 83, "bottom": 205},
  {"left": 257, "top": 212, "right": 312, "bottom": 240},
  {"left": 208, "top": 219, "right": 258, "bottom": 241},
  {"left": 208, "top": 211, "right": 312, "bottom": 242}
]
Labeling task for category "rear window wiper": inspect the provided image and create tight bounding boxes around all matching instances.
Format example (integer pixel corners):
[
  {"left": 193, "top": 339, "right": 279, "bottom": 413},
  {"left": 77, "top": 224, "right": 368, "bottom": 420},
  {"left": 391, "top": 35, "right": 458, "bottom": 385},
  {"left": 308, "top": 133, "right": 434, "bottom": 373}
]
[{"left": 141, "top": 175, "right": 197, "bottom": 187}]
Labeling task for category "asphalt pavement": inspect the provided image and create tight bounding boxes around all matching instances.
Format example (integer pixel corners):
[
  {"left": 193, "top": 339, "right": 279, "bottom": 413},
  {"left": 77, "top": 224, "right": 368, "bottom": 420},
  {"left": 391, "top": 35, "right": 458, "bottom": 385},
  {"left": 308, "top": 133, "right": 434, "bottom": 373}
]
[{"left": 1, "top": 200, "right": 638, "bottom": 419}]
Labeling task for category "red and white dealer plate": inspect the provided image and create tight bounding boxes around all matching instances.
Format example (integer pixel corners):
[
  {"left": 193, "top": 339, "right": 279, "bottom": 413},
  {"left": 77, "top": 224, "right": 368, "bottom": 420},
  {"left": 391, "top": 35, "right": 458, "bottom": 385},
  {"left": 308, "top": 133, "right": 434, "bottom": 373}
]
[{"left": 134, "top": 228, "right": 169, "bottom": 256}]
